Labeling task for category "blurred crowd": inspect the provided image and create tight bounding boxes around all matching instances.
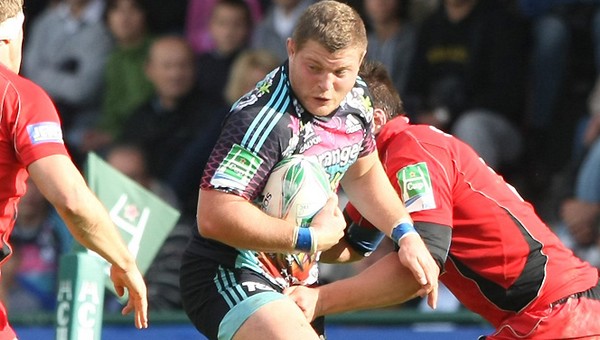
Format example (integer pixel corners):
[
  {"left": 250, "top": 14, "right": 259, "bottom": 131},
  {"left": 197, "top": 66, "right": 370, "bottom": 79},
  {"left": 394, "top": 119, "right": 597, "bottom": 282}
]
[{"left": 4, "top": 0, "right": 600, "bottom": 317}]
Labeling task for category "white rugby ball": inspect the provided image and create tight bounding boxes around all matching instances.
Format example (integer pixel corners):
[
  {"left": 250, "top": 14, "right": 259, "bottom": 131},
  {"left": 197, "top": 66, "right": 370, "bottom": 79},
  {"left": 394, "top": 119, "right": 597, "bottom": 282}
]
[{"left": 260, "top": 155, "right": 332, "bottom": 226}]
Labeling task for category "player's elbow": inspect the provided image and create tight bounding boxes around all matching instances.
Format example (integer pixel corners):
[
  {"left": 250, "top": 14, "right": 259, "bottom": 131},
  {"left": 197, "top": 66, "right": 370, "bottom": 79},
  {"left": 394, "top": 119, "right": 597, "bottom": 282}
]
[{"left": 196, "top": 213, "right": 220, "bottom": 239}]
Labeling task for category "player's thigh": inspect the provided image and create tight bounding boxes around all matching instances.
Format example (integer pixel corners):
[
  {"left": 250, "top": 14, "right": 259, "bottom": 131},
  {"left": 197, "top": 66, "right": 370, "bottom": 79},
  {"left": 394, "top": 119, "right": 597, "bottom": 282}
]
[
  {"left": 233, "top": 297, "right": 320, "bottom": 340},
  {"left": 180, "top": 252, "right": 306, "bottom": 340}
]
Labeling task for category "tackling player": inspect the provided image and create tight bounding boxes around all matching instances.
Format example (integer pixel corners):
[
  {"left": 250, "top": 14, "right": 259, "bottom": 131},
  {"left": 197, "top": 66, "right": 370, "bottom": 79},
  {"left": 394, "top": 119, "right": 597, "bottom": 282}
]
[
  {"left": 285, "top": 61, "right": 600, "bottom": 339},
  {"left": 0, "top": 1, "right": 148, "bottom": 336},
  {"left": 179, "top": 2, "right": 438, "bottom": 340}
]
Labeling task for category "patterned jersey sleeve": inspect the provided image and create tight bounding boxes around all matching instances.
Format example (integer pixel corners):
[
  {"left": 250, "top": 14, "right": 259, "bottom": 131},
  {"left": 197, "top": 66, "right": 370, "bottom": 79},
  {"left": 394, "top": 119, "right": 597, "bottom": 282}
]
[
  {"left": 200, "top": 67, "right": 293, "bottom": 201},
  {"left": 7, "top": 76, "right": 69, "bottom": 167}
]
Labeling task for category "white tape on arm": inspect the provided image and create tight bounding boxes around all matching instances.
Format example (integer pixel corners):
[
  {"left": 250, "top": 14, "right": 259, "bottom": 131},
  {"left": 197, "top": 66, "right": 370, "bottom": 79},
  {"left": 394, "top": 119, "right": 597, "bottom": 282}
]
[{"left": 0, "top": 11, "right": 24, "bottom": 41}]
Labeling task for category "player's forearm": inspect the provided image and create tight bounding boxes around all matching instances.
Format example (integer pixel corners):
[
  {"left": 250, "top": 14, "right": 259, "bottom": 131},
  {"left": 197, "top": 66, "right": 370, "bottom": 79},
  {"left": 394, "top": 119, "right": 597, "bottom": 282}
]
[
  {"left": 197, "top": 189, "right": 300, "bottom": 253},
  {"left": 319, "top": 239, "right": 362, "bottom": 263},
  {"left": 57, "top": 187, "right": 137, "bottom": 271},
  {"left": 316, "top": 253, "right": 421, "bottom": 316},
  {"left": 28, "top": 155, "right": 136, "bottom": 271}
]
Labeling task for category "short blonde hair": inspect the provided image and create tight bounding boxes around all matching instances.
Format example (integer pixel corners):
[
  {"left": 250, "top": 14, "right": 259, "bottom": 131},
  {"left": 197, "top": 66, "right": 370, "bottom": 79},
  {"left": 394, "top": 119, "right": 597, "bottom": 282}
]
[
  {"left": 292, "top": 0, "right": 367, "bottom": 53},
  {"left": 0, "top": 0, "right": 22, "bottom": 23},
  {"left": 225, "top": 49, "right": 280, "bottom": 104}
]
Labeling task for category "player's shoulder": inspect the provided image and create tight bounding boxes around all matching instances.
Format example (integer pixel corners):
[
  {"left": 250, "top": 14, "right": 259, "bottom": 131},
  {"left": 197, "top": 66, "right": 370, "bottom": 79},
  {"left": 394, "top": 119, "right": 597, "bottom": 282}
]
[
  {"left": 230, "top": 65, "right": 287, "bottom": 115},
  {"left": 404, "top": 124, "right": 454, "bottom": 145},
  {"left": 0, "top": 66, "right": 51, "bottom": 104},
  {"left": 338, "top": 77, "right": 373, "bottom": 124}
]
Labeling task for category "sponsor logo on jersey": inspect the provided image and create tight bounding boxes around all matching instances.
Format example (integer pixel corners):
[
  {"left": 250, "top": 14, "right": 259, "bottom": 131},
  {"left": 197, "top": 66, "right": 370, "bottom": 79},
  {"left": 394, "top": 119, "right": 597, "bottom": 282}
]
[
  {"left": 240, "top": 281, "right": 277, "bottom": 293},
  {"left": 396, "top": 162, "right": 436, "bottom": 212},
  {"left": 317, "top": 143, "right": 361, "bottom": 169},
  {"left": 212, "top": 144, "right": 263, "bottom": 191},
  {"left": 298, "top": 122, "right": 322, "bottom": 153},
  {"left": 27, "top": 122, "right": 64, "bottom": 144},
  {"left": 345, "top": 115, "right": 362, "bottom": 134}
]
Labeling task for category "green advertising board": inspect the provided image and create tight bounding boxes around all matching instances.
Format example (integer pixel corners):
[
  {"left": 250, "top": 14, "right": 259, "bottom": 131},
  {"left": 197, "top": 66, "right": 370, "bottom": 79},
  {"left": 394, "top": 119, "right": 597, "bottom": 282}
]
[{"left": 83, "top": 152, "right": 181, "bottom": 296}]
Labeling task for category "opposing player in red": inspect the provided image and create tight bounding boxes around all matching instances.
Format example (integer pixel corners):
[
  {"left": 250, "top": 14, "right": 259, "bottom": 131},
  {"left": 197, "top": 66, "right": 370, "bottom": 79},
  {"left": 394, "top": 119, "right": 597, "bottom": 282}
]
[
  {"left": 0, "top": 1, "right": 148, "bottom": 337},
  {"left": 286, "top": 61, "right": 600, "bottom": 339}
]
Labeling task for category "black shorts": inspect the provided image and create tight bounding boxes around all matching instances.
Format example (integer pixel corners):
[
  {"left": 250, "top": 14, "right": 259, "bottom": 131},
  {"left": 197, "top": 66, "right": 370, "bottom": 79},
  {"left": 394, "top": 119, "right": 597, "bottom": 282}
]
[{"left": 179, "top": 251, "right": 325, "bottom": 340}]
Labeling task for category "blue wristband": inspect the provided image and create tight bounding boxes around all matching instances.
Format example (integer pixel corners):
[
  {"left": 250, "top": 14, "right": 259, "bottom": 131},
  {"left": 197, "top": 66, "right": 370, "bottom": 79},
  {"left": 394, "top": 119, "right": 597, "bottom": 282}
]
[
  {"left": 390, "top": 222, "right": 418, "bottom": 245},
  {"left": 295, "top": 227, "right": 313, "bottom": 252}
]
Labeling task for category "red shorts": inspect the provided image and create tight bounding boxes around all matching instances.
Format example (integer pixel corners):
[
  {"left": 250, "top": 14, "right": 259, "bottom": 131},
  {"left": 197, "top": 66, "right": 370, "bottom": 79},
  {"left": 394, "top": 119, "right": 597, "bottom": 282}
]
[
  {"left": 0, "top": 300, "right": 16, "bottom": 340},
  {"left": 487, "top": 282, "right": 600, "bottom": 339}
]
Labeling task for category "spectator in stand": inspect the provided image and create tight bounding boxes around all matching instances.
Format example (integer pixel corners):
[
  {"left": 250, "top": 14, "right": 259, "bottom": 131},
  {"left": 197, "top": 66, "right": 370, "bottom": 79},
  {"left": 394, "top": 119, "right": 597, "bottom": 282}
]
[
  {"left": 403, "top": 0, "right": 528, "bottom": 171},
  {"left": 556, "top": 77, "right": 600, "bottom": 266},
  {"left": 118, "top": 35, "right": 222, "bottom": 181},
  {"left": 22, "top": 0, "right": 61, "bottom": 41},
  {"left": 196, "top": 0, "right": 255, "bottom": 107},
  {"left": 223, "top": 49, "right": 281, "bottom": 105},
  {"left": 518, "top": 1, "right": 600, "bottom": 139},
  {"left": 185, "top": 0, "right": 263, "bottom": 55},
  {"left": 251, "top": 0, "right": 314, "bottom": 61},
  {"left": 558, "top": 134, "right": 600, "bottom": 269},
  {"left": 517, "top": 2, "right": 600, "bottom": 187},
  {"left": 22, "top": 0, "right": 113, "bottom": 159},
  {"left": 0, "top": 179, "right": 73, "bottom": 313},
  {"left": 100, "top": 0, "right": 154, "bottom": 141},
  {"left": 81, "top": 0, "right": 155, "bottom": 154},
  {"left": 167, "top": 48, "right": 280, "bottom": 222},
  {"left": 364, "top": 0, "right": 417, "bottom": 96}
]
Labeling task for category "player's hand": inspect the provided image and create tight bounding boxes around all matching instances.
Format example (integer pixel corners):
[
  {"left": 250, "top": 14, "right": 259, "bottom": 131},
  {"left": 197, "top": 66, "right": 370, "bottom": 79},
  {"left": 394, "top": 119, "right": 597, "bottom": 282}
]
[
  {"left": 110, "top": 264, "right": 149, "bottom": 329},
  {"left": 309, "top": 194, "right": 346, "bottom": 252},
  {"left": 284, "top": 285, "right": 321, "bottom": 321},
  {"left": 397, "top": 233, "right": 440, "bottom": 309}
]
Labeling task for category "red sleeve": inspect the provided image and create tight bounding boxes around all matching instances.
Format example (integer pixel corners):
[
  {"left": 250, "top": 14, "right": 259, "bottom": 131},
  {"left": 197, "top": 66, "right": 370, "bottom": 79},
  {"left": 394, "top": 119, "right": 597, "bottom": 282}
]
[
  {"left": 381, "top": 128, "right": 454, "bottom": 228},
  {"left": 8, "top": 77, "right": 69, "bottom": 167}
]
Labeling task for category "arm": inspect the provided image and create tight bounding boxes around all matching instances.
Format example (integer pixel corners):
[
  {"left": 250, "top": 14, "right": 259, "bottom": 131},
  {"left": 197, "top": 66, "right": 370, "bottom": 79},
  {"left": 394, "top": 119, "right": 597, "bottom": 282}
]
[
  {"left": 286, "top": 252, "right": 423, "bottom": 320},
  {"left": 197, "top": 188, "right": 346, "bottom": 253},
  {"left": 320, "top": 206, "right": 386, "bottom": 263},
  {"left": 27, "top": 155, "right": 148, "bottom": 329},
  {"left": 340, "top": 152, "right": 439, "bottom": 307},
  {"left": 319, "top": 238, "right": 363, "bottom": 263}
]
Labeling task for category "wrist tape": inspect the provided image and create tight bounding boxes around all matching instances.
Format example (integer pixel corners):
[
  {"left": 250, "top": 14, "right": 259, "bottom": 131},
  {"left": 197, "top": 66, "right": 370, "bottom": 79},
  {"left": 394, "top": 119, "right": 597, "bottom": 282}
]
[
  {"left": 390, "top": 221, "right": 418, "bottom": 245},
  {"left": 293, "top": 226, "right": 317, "bottom": 253}
]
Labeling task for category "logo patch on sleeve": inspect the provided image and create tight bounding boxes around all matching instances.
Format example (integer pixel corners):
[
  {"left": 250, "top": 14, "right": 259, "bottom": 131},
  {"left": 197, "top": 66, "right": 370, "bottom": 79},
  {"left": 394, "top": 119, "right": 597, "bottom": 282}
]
[
  {"left": 27, "top": 122, "right": 64, "bottom": 144},
  {"left": 212, "top": 144, "right": 263, "bottom": 191},
  {"left": 396, "top": 162, "right": 436, "bottom": 212}
]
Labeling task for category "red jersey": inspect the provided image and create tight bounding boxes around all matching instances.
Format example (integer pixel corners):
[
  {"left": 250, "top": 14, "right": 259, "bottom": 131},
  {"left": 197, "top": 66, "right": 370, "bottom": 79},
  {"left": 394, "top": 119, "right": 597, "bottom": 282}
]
[
  {"left": 0, "top": 64, "right": 68, "bottom": 263},
  {"left": 357, "top": 117, "right": 598, "bottom": 327}
]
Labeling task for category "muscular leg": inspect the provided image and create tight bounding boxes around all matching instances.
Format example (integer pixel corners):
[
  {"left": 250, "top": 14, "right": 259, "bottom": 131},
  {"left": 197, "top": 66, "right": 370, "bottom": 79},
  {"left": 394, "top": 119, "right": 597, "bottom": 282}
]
[{"left": 233, "top": 297, "right": 320, "bottom": 340}]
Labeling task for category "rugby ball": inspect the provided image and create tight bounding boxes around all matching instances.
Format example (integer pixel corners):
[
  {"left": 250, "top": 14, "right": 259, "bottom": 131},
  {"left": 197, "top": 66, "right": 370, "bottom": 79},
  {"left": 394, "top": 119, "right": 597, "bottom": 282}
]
[{"left": 260, "top": 155, "right": 332, "bottom": 226}]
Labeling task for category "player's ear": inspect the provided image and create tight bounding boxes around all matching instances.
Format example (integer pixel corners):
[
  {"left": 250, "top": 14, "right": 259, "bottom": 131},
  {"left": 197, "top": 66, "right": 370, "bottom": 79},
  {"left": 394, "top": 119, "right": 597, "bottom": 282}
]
[
  {"left": 372, "top": 108, "right": 388, "bottom": 135},
  {"left": 286, "top": 38, "right": 296, "bottom": 59}
]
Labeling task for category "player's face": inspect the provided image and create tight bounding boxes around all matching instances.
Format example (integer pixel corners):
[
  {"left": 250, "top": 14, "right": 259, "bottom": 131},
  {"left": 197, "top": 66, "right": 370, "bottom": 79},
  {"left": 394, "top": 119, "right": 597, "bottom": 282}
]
[{"left": 287, "top": 39, "right": 365, "bottom": 117}]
